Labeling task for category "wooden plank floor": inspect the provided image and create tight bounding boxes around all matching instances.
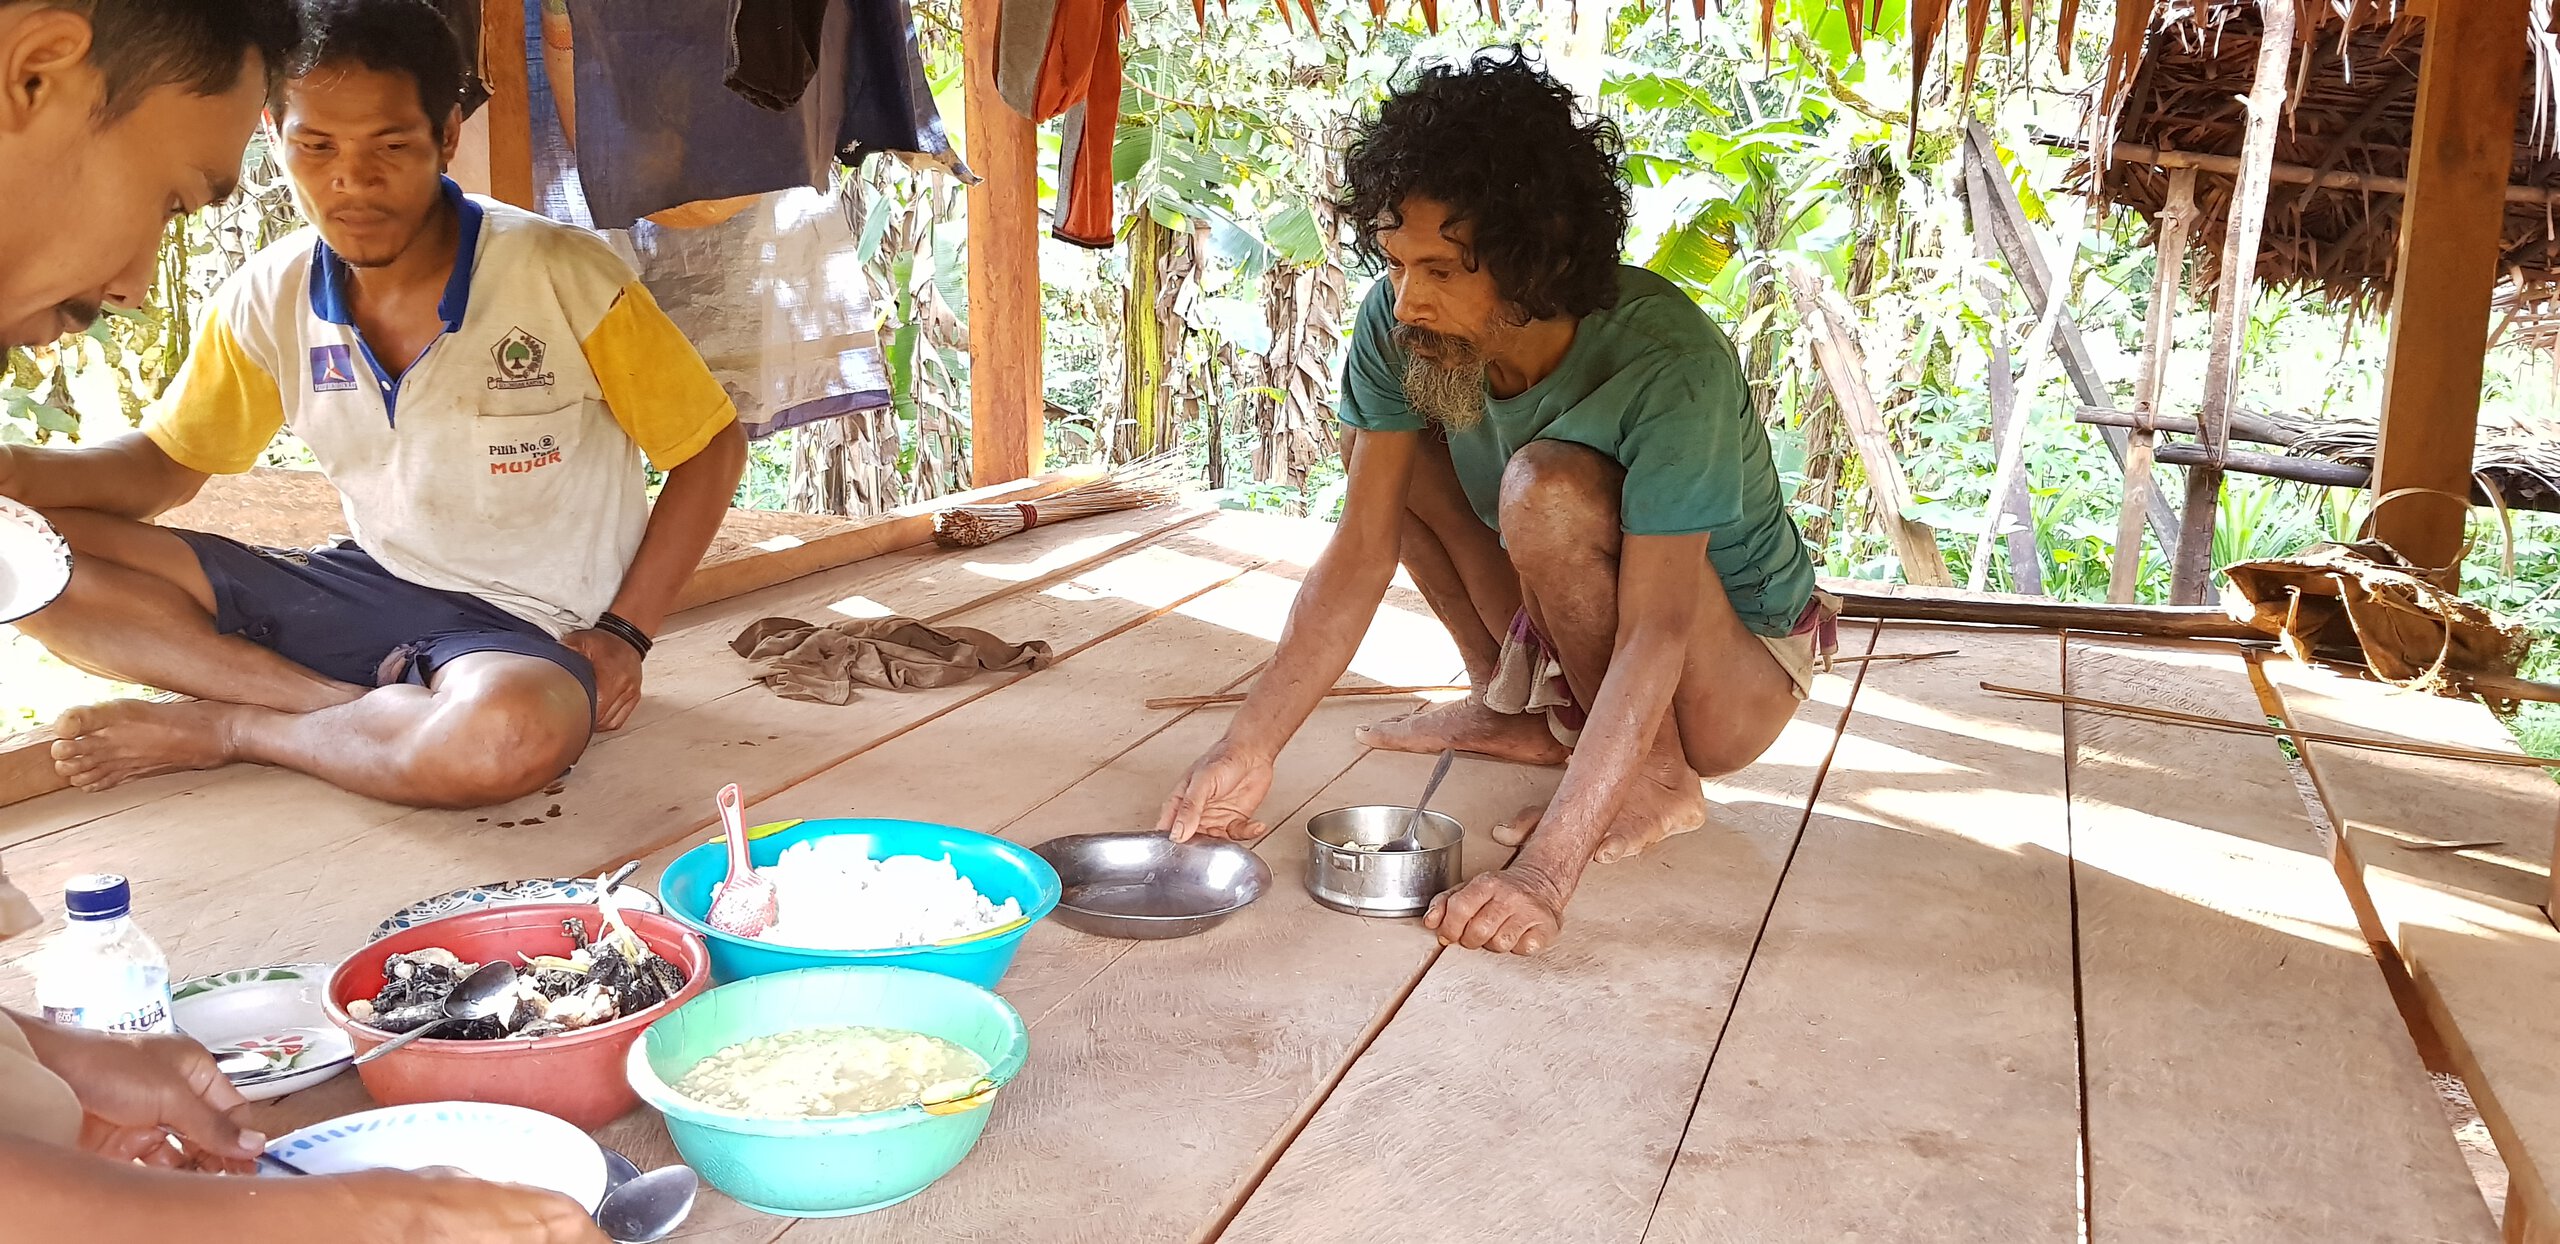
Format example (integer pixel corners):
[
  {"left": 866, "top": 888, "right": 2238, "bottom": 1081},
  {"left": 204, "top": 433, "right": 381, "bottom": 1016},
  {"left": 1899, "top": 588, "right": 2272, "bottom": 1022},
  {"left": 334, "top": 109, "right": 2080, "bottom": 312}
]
[
  {"left": 0, "top": 512, "right": 2499, "bottom": 1241},
  {"left": 2256, "top": 658, "right": 2560, "bottom": 1242}
]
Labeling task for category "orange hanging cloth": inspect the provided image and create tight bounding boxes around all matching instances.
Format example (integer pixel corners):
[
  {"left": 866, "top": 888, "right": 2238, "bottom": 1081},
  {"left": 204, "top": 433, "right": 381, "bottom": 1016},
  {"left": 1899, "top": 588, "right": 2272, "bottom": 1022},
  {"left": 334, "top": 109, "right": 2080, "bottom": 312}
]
[{"left": 997, "top": 0, "right": 1129, "bottom": 247}]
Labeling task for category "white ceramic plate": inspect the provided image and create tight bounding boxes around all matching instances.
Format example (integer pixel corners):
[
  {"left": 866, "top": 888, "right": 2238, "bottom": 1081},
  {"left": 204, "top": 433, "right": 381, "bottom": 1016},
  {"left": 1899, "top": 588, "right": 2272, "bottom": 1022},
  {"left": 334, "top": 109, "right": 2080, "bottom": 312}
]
[
  {"left": 0, "top": 496, "right": 69, "bottom": 625},
  {"left": 171, "top": 963, "right": 354, "bottom": 1102},
  {"left": 262, "top": 1102, "right": 608, "bottom": 1212},
  {"left": 369, "top": 876, "right": 662, "bottom": 942}
]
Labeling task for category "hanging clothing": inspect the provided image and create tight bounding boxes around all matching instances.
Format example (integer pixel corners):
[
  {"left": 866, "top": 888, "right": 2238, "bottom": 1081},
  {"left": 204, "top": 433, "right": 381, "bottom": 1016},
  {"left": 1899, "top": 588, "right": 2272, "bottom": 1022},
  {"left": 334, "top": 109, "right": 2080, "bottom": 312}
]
[
  {"left": 558, "top": 0, "right": 967, "bottom": 230},
  {"left": 609, "top": 184, "right": 890, "bottom": 437},
  {"left": 725, "top": 0, "right": 829, "bottom": 111},
  {"left": 995, "top": 0, "right": 1127, "bottom": 248}
]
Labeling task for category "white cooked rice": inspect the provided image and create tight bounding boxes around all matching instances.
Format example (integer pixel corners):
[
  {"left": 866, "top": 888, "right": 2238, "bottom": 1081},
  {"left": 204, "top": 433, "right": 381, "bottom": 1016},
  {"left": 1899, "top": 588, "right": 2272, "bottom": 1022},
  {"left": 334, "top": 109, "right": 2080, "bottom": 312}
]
[{"left": 755, "top": 837, "right": 1023, "bottom": 951}]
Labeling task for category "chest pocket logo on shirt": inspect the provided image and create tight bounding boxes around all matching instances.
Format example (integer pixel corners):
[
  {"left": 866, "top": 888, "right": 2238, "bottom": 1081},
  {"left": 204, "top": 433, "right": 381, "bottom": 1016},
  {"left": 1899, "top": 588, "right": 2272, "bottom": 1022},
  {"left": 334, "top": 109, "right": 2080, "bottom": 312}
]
[
  {"left": 488, "top": 327, "right": 557, "bottom": 392},
  {"left": 475, "top": 403, "right": 591, "bottom": 530}
]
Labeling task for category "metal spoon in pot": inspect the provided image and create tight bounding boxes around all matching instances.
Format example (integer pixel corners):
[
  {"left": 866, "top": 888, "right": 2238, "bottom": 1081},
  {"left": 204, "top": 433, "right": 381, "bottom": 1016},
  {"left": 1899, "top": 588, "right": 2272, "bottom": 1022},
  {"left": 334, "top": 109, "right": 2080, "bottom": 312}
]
[
  {"left": 1382, "top": 749, "right": 1456, "bottom": 852},
  {"left": 596, "top": 1164, "right": 700, "bottom": 1243},
  {"left": 354, "top": 959, "right": 519, "bottom": 1065}
]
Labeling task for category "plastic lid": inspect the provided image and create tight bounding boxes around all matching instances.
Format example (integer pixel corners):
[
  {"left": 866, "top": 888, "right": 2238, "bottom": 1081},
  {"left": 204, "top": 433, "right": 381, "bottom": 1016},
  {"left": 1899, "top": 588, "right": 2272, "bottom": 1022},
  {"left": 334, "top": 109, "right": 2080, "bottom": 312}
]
[{"left": 63, "top": 873, "right": 131, "bottom": 921}]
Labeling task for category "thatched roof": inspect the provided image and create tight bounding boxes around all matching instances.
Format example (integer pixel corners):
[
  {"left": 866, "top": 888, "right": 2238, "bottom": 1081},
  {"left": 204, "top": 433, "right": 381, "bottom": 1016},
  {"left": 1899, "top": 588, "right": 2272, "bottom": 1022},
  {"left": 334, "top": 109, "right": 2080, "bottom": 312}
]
[{"left": 2088, "top": 2, "right": 2560, "bottom": 320}]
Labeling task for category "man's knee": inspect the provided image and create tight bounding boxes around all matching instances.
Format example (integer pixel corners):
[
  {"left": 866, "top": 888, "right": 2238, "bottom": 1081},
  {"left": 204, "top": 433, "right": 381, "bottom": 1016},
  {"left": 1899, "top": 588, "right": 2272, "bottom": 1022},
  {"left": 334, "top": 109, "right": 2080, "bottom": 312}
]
[
  {"left": 1498, "top": 441, "right": 1621, "bottom": 555},
  {"left": 410, "top": 679, "right": 590, "bottom": 808}
]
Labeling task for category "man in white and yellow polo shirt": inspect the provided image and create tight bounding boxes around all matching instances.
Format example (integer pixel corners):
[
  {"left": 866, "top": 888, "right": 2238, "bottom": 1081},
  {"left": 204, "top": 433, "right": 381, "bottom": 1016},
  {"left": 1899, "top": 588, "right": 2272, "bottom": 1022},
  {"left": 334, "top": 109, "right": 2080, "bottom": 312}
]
[{"left": 0, "top": 0, "right": 746, "bottom": 810}]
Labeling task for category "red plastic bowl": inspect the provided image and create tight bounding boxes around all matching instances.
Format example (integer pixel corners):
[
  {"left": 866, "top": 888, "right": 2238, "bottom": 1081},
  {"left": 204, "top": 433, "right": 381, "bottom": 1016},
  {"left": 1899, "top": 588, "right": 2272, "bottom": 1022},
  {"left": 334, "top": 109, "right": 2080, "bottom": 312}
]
[{"left": 326, "top": 904, "right": 711, "bottom": 1131}]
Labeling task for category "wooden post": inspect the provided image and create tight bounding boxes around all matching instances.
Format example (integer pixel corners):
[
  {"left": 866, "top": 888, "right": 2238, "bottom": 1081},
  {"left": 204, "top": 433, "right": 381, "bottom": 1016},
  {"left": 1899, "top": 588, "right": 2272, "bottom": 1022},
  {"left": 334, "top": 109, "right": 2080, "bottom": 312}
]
[
  {"left": 2170, "top": 0, "right": 2293, "bottom": 605},
  {"left": 2111, "top": 166, "right": 2197, "bottom": 603},
  {"left": 1785, "top": 266, "right": 1953, "bottom": 587},
  {"left": 2371, "top": 0, "right": 2529, "bottom": 572},
  {"left": 1968, "top": 209, "right": 2083, "bottom": 595},
  {"left": 479, "top": 0, "right": 534, "bottom": 209},
  {"left": 1964, "top": 123, "right": 2183, "bottom": 556},
  {"left": 961, "top": 0, "right": 1045, "bottom": 486},
  {"left": 1964, "top": 158, "right": 2043, "bottom": 594}
]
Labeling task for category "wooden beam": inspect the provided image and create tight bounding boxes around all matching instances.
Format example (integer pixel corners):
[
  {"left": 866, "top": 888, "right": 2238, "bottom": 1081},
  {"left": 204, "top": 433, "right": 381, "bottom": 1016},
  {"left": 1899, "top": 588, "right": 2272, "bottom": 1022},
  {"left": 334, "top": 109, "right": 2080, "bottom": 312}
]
[
  {"left": 2171, "top": 0, "right": 2292, "bottom": 604},
  {"left": 2076, "top": 404, "right": 2300, "bottom": 447},
  {"left": 961, "top": 0, "right": 1044, "bottom": 487},
  {"left": 2106, "top": 140, "right": 2560, "bottom": 207},
  {"left": 1966, "top": 123, "right": 2184, "bottom": 556},
  {"left": 2142, "top": 442, "right": 2560, "bottom": 512},
  {"left": 667, "top": 470, "right": 1101, "bottom": 612},
  {"left": 1786, "top": 266, "right": 1953, "bottom": 586},
  {"left": 1825, "top": 585, "right": 2267, "bottom": 641},
  {"left": 2372, "top": 0, "right": 2531, "bottom": 572},
  {"left": 2113, "top": 167, "right": 2195, "bottom": 603},
  {"left": 478, "top": 0, "right": 533, "bottom": 209}
]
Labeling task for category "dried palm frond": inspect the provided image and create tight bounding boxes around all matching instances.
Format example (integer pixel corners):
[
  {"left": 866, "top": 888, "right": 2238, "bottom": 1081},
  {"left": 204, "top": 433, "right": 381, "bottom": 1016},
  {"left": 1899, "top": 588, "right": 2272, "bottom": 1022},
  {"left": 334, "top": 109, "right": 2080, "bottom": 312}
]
[
  {"left": 2086, "top": 1, "right": 2560, "bottom": 318},
  {"left": 2290, "top": 412, "right": 2560, "bottom": 512},
  {"left": 931, "top": 456, "right": 1187, "bottom": 548}
]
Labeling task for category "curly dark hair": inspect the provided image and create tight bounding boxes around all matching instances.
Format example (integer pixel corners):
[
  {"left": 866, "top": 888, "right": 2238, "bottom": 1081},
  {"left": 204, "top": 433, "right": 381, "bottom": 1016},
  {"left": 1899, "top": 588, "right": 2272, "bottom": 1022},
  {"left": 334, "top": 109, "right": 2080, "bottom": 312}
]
[{"left": 1337, "top": 47, "right": 1630, "bottom": 322}]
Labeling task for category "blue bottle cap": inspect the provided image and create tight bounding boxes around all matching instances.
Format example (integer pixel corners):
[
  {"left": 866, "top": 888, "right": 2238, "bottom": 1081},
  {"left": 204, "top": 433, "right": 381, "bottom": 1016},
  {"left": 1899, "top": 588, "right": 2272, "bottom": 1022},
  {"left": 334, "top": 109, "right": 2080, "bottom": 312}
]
[{"left": 64, "top": 873, "right": 131, "bottom": 921}]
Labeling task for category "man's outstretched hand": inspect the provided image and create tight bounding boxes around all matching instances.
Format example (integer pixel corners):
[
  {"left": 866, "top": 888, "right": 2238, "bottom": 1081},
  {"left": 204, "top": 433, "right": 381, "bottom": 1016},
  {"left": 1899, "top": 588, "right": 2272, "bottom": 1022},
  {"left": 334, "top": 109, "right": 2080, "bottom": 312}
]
[
  {"left": 1157, "top": 740, "right": 1275, "bottom": 843},
  {"left": 561, "top": 629, "right": 644, "bottom": 731},
  {"left": 14, "top": 1018, "right": 260, "bottom": 1170}
]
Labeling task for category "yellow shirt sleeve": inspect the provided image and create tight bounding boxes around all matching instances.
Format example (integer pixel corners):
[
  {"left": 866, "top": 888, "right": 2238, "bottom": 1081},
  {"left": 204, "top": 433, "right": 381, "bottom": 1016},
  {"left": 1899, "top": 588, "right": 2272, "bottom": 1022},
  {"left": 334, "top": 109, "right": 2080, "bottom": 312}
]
[
  {"left": 140, "top": 305, "right": 284, "bottom": 475},
  {"left": 579, "top": 280, "right": 738, "bottom": 470}
]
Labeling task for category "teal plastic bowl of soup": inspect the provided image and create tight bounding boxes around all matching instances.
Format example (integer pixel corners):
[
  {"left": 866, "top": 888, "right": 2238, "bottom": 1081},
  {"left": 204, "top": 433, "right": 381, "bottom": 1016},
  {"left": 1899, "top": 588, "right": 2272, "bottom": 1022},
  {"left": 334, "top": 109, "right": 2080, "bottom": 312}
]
[{"left": 626, "top": 964, "right": 1029, "bottom": 1217}]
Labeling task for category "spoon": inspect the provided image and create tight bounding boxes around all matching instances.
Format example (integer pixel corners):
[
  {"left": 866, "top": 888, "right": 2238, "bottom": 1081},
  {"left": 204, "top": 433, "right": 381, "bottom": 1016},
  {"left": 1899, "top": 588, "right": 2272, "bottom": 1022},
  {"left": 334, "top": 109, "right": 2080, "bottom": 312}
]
[
  {"left": 1384, "top": 749, "right": 1456, "bottom": 852},
  {"left": 704, "top": 783, "right": 780, "bottom": 938},
  {"left": 595, "top": 1164, "right": 699, "bottom": 1243},
  {"left": 599, "top": 1146, "right": 641, "bottom": 1196},
  {"left": 354, "top": 959, "right": 519, "bottom": 1065},
  {"left": 597, "top": 859, "right": 641, "bottom": 900}
]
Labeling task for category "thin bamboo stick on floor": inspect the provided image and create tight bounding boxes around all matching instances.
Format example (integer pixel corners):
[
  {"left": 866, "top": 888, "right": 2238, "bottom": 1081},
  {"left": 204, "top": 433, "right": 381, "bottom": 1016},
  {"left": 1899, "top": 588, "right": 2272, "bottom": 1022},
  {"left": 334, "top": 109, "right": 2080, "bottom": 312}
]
[
  {"left": 1980, "top": 681, "right": 2558, "bottom": 770},
  {"left": 1145, "top": 652, "right": 1961, "bottom": 711}
]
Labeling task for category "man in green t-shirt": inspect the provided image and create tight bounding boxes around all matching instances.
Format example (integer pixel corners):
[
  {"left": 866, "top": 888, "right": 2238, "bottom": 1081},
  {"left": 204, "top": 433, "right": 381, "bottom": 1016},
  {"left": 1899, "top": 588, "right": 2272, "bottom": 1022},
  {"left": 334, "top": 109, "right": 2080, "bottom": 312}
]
[{"left": 1157, "top": 48, "right": 1828, "bottom": 955}]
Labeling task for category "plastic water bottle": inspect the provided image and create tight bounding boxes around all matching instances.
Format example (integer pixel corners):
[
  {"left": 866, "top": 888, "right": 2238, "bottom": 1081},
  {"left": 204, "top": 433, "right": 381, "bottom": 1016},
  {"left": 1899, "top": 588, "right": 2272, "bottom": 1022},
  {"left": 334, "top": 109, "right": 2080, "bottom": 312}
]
[{"left": 34, "top": 873, "right": 174, "bottom": 1034}]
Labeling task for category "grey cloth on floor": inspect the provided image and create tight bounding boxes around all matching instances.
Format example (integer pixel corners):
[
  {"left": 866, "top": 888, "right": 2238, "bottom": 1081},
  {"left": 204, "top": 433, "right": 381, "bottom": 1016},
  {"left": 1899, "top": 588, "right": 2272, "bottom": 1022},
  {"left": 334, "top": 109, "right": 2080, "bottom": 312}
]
[{"left": 731, "top": 615, "right": 1054, "bottom": 704}]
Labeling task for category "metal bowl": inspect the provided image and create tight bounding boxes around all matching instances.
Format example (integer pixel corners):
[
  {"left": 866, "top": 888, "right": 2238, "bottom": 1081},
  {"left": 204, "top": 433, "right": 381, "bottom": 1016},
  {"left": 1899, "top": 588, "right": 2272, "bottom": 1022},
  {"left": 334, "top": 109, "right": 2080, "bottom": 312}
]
[
  {"left": 1303, "top": 806, "right": 1463, "bottom": 918},
  {"left": 1030, "top": 833, "right": 1273, "bottom": 940}
]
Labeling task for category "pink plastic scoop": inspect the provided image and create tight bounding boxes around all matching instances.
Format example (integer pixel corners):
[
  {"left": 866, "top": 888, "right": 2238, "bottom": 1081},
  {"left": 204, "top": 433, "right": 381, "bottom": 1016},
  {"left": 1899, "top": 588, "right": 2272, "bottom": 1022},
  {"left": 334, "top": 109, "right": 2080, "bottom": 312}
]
[{"left": 703, "top": 783, "right": 779, "bottom": 938}]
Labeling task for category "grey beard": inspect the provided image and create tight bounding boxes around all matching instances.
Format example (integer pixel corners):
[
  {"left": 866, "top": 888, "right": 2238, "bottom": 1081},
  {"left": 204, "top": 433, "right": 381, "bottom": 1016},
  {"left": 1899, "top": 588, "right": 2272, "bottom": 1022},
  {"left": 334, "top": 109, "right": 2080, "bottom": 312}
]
[{"left": 1402, "top": 352, "right": 1488, "bottom": 431}]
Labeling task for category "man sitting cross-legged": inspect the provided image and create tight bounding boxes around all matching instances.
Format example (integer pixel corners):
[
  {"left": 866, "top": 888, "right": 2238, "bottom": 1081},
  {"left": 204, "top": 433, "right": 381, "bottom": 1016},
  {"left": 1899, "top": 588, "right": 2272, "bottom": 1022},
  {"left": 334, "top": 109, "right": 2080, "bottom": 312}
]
[
  {"left": 0, "top": 0, "right": 747, "bottom": 809},
  {"left": 1157, "top": 49, "right": 1831, "bottom": 955}
]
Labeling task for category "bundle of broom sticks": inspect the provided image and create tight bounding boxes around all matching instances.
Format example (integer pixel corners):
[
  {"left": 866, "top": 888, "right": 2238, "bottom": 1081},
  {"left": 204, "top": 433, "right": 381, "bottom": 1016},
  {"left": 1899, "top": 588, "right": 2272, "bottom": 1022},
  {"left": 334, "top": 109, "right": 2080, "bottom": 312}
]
[{"left": 933, "top": 455, "right": 1186, "bottom": 548}]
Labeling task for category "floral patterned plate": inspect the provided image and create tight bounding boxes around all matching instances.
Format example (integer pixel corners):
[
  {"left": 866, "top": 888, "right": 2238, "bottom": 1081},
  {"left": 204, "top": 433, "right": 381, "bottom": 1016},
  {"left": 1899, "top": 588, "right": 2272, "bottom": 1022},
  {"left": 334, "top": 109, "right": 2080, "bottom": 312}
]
[
  {"left": 367, "top": 875, "right": 662, "bottom": 943},
  {"left": 0, "top": 496, "right": 71, "bottom": 625},
  {"left": 170, "top": 963, "right": 354, "bottom": 1101}
]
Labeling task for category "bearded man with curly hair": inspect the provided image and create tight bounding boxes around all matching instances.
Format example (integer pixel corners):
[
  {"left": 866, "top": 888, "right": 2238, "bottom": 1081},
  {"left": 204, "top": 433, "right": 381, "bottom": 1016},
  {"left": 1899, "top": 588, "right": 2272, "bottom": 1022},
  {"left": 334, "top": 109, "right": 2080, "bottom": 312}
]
[{"left": 1158, "top": 47, "right": 1828, "bottom": 956}]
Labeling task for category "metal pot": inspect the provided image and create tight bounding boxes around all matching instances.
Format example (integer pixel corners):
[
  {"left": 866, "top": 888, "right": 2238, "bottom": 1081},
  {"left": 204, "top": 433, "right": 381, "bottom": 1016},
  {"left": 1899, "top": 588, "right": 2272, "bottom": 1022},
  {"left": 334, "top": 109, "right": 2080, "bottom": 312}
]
[{"left": 1303, "top": 806, "right": 1463, "bottom": 918}]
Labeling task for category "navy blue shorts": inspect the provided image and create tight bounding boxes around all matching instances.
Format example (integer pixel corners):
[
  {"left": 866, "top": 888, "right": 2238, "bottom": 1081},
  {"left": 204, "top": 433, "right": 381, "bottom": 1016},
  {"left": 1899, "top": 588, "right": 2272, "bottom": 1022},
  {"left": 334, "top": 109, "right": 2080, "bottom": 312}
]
[{"left": 175, "top": 531, "right": 597, "bottom": 720}]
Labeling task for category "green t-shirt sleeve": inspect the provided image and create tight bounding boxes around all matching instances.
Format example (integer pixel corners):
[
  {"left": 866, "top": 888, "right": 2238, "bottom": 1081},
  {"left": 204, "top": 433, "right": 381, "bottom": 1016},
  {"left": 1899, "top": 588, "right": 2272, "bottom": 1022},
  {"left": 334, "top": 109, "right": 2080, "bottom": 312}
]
[
  {"left": 1335, "top": 276, "right": 1425, "bottom": 433},
  {"left": 1616, "top": 364, "right": 1761, "bottom": 538}
]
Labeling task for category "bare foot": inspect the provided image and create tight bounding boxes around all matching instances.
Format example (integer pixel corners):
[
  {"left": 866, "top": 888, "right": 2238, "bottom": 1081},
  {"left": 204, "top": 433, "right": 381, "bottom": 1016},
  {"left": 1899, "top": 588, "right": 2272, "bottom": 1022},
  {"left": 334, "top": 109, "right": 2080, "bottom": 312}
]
[
  {"left": 1354, "top": 698, "right": 1570, "bottom": 766},
  {"left": 1425, "top": 865, "right": 1567, "bottom": 954},
  {"left": 1491, "top": 752, "right": 1708, "bottom": 860},
  {"left": 1594, "top": 753, "right": 1709, "bottom": 863},
  {"left": 51, "top": 700, "right": 241, "bottom": 791}
]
